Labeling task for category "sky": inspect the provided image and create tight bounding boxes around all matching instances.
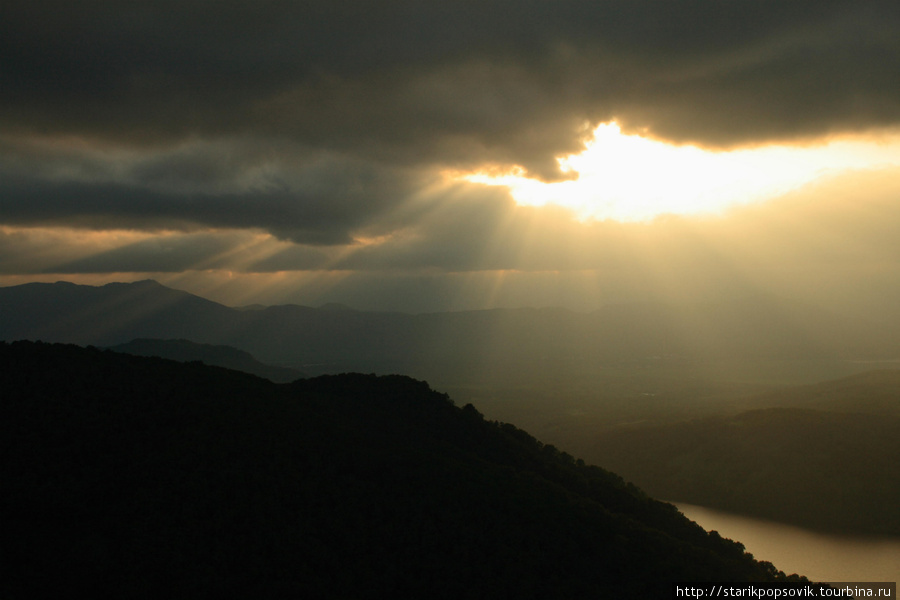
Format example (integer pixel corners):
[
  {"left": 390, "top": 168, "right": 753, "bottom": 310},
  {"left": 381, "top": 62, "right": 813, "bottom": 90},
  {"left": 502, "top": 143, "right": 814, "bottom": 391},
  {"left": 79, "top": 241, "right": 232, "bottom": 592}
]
[{"left": 2, "top": 1, "right": 900, "bottom": 314}]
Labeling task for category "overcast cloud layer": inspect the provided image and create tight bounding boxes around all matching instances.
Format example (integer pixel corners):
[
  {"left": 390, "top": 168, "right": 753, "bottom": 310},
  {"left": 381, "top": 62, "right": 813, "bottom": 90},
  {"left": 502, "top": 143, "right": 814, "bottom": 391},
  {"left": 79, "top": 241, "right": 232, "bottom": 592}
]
[{"left": 2, "top": 1, "right": 900, "bottom": 312}]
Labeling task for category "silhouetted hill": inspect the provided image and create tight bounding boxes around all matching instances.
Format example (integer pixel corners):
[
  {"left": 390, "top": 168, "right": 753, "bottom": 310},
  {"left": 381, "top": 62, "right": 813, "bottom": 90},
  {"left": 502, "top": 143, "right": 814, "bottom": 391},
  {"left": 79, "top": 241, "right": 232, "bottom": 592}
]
[
  {"left": 588, "top": 406, "right": 900, "bottom": 535},
  {"left": 2, "top": 341, "right": 801, "bottom": 598},
  {"left": 0, "top": 280, "right": 237, "bottom": 347},
  {"left": 2, "top": 281, "right": 896, "bottom": 376},
  {"left": 108, "top": 338, "right": 305, "bottom": 383}
]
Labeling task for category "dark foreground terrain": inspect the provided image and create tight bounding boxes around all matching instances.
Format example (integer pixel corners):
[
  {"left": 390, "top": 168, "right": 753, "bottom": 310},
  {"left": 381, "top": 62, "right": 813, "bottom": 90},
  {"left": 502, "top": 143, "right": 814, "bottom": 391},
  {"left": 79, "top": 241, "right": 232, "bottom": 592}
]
[{"left": 2, "top": 341, "right": 800, "bottom": 598}]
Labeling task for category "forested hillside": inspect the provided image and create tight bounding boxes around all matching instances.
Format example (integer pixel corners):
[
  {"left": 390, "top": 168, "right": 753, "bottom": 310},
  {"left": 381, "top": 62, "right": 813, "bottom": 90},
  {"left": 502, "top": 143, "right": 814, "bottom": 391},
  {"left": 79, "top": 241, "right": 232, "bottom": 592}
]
[{"left": 2, "top": 341, "right": 800, "bottom": 598}]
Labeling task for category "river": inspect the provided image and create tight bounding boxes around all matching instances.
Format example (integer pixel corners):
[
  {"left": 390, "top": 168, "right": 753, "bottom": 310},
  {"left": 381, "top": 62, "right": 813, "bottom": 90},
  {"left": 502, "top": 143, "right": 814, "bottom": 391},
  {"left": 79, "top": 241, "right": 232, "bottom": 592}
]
[
  {"left": 676, "top": 503, "right": 900, "bottom": 582},
  {"left": 677, "top": 503, "right": 900, "bottom": 585}
]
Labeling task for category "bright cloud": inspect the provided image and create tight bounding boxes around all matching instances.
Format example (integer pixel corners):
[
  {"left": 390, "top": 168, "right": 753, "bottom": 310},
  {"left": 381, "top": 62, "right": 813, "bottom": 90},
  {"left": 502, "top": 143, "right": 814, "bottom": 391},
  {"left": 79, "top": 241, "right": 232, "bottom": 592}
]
[{"left": 466, "top": 123, "right": 900, "bottom": 221}]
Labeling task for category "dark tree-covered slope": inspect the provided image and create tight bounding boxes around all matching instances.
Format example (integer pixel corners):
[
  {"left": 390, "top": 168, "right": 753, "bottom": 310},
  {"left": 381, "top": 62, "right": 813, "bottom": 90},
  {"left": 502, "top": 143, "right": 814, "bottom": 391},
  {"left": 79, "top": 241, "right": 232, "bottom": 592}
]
[{"left": 1, "top": 342, "right": 799, "bottom": 598}]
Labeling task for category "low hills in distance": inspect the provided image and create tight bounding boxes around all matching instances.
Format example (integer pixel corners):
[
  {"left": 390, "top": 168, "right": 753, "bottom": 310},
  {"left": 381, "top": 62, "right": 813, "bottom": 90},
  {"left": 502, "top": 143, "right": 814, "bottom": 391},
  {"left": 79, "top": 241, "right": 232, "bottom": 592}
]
[
  {"left": 586, "top": 371, "right": 900, "bottom": 536},
  {"left": 107, "top": 338, "right": 305, "bottom": 383},
  {"left": 2, "top": 279, "right": 898, "bottom": 378},
  {"left": 0, "top": 341, "right": 802, "bottom": 597}
]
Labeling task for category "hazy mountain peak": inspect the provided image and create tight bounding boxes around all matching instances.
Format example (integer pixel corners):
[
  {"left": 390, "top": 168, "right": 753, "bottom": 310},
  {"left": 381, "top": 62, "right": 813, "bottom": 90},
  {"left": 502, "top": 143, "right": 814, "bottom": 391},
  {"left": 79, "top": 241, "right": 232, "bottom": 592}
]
[{"left": 318, "top": 302, "right": 355, "bottom": 311}]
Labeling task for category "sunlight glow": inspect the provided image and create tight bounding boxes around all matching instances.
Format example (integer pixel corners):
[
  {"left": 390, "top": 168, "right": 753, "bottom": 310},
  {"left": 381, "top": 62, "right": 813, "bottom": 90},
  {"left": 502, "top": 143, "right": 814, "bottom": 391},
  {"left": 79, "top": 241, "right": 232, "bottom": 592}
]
[{"left": 465, "top": 122, "right": 900, "bottom": 221}]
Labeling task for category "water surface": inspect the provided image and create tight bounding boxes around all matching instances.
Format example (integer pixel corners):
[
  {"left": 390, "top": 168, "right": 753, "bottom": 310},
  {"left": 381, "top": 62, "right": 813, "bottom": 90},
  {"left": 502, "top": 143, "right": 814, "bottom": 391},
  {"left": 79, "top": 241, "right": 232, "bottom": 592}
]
[{"left": 677, "top": 503, "right": 900, "bottom": 585}]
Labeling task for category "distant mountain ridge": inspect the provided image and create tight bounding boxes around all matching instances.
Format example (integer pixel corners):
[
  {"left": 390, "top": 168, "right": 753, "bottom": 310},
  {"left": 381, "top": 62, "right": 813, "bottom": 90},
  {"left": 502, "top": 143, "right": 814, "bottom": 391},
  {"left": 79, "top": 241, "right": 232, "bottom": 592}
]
[
  {"left": 107, "top": 338, "right": 305, "bottom": 383},
  {"left": 0, "top": 280, "right": 234, "bottom": 347},
  {"left": 2, "top": 280, "right": 895, "bottom": 374},
  {"left": 1, "top": 341, "right": 802, "bottom": 597}
]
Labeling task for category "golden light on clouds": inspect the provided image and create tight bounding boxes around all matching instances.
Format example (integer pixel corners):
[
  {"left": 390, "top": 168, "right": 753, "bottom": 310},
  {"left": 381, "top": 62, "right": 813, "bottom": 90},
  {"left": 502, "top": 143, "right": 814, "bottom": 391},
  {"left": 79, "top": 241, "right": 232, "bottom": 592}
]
[{"left": 465, "top": 122, "right": 900, "bottom": 221}]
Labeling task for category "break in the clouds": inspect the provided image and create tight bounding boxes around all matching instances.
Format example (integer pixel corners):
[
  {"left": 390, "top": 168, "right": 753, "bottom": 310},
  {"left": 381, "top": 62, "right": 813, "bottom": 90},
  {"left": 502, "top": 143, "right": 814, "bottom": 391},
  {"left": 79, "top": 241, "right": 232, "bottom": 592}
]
[{"left": 2, "top": 1, "right": 900, "bottom": 310}]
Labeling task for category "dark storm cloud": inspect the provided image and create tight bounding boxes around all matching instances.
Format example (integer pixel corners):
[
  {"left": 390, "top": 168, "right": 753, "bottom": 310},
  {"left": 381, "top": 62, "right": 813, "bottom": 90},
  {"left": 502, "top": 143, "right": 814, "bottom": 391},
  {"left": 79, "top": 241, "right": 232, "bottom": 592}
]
[
  {"left": 2, "top": 1, "right": 899, "bottom": 248},
  {"left": 3, "top": 1, "right": 899, "bottom": 161},
  {"left": 52, "top": 233, "right": 239, "bottom": 274},
  {"left": 0, "top": 152, "right": 422, "bottom": 244},
  {"left": 0, "top": 226, "right": 328, "bottom": 275}
]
